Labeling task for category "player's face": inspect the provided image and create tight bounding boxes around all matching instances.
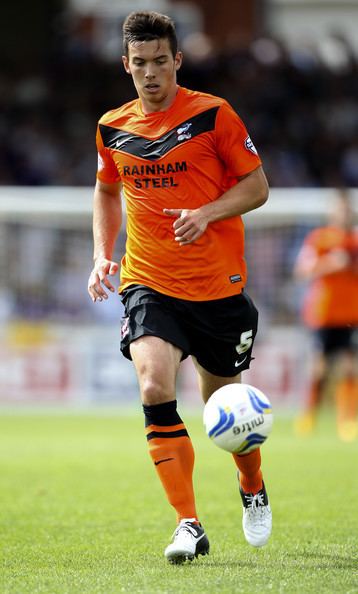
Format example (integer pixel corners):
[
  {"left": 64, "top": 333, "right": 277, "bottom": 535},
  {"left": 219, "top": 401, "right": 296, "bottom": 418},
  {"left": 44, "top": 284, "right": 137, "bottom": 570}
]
[
  {"left": 122, "top": 38, "right": 182, "bottom": 113},
  {"left": 330, "top": 195, "right": 353, "bottom": 229}
]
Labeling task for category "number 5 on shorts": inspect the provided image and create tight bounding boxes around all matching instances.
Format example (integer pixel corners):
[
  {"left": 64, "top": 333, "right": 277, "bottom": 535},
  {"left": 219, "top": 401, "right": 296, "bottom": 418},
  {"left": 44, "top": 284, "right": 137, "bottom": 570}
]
[{"left": 235, "top": 329, "right": 253, "bottom": 355}]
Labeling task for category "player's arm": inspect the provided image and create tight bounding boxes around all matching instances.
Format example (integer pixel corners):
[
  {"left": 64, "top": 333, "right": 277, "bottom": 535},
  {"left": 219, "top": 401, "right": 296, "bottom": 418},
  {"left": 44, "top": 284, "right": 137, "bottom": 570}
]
[
  {"left": 294, "top": 243, "right": 350, "bottom": 281},
  {"left": 200, "top": 165, "right": 268, "bottom": 218},
  {"left": 88, "top": 179, "right": 122, "bottom": 302},
  {"left": 164, "top": 166, "right": 268, "bottom": 246}
]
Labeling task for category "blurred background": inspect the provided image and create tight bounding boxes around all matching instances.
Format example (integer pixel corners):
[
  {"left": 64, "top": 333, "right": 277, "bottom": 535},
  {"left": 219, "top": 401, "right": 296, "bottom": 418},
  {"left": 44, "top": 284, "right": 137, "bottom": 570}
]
[{"left": 0, "top": 0, "right": 357, "bottom": 408}]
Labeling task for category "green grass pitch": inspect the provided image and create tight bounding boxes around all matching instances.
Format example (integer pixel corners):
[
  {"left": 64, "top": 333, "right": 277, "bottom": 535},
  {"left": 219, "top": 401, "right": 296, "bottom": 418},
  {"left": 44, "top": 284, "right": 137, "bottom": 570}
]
[{"left": 1, "top": 410, "right": 357, "bottom": 594}]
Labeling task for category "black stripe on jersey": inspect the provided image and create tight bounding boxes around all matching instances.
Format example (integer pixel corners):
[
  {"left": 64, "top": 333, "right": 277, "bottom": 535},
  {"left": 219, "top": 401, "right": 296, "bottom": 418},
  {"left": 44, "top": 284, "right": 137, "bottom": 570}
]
[
  {"left": 146, "top": 429, "right": 189, "bottom": 441},
  {"left": 99, "top": 106, "right": 219, "bottom": 161}
]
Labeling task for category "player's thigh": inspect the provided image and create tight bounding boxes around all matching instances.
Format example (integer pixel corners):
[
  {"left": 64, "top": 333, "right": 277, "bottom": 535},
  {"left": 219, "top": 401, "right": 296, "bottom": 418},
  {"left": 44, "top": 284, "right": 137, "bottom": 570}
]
[
  {"left": 188, "top": 291, "right": 258, "bottom": 379},
  {"left": 192, "top": 357, "right": 241, "bottom": 403},
  {"left": 120, "top": 284, "right": 190, "bottom": 361},
  {"left": 130, "top": 335, "right": 183, "bottom": 405},
  {"left": 318, "top": 327, "right": 357, "bottom": 378}
]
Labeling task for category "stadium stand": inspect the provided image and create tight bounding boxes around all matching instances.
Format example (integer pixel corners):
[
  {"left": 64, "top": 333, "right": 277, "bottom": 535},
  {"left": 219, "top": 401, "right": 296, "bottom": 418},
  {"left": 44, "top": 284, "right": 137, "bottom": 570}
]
[{"left": 0, "top": 24, "right": 357, "bottom": 188}]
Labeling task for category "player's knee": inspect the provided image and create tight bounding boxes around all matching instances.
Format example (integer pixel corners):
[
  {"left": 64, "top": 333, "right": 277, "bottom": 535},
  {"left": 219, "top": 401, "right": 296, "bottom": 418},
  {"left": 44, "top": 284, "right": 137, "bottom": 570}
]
[
  {"left": 331, "top": 352, "right": 354, "bottom": 379},
  {"left": 140, "top": 377, "right": 174, "bottom": 405}
]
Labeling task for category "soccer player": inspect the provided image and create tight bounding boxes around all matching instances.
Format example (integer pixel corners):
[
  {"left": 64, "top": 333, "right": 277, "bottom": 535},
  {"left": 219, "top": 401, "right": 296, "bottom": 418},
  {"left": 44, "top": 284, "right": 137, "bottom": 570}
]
[
  {"left": 88, "top": 11, "right": 271, "bottom": 563},
  {"left": 294, "top": 191, "right": 358, "bottom": 441}
]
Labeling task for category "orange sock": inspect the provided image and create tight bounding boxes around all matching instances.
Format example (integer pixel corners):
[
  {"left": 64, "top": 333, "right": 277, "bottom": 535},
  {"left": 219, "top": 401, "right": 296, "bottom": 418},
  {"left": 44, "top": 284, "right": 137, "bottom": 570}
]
[
  {"left": 306, "top": 378, "right": 324, "bottom": 412},
  {"left": 144, "top": 401, "right": 198, "bottom": 523},
  {"left": 232, "top": 448, "right": 263, "bottom": 494},
  {"left": 335, "top": 378, "right": 358, "bottom": 424}
]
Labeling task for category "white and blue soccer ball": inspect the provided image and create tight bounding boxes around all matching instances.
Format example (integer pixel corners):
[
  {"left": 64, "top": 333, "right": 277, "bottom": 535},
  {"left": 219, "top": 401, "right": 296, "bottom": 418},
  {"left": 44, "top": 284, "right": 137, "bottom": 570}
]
[{"left": 203, "top": 383, "right": 273, "bottom": 454}]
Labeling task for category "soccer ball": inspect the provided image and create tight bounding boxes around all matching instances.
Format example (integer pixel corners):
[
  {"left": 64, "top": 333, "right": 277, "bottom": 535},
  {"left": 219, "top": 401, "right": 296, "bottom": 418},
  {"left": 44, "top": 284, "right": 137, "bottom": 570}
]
[{"left": 203, "top": 383, "right": 273, "bottom": 454}]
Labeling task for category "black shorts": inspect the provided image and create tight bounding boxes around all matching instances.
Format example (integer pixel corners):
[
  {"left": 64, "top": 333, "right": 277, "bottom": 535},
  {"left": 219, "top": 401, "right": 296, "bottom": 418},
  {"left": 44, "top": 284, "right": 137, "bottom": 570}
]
[
  {"left": 314, "top": 326, "right": 357, "bottom": 355},
  {"left": 120, "top": 284, "right": 258, "bottom": 377}
]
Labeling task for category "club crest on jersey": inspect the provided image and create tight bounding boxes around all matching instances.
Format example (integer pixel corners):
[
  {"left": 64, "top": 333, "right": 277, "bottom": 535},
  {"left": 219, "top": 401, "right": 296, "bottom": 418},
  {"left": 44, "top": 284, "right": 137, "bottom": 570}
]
[
  {"left": 177, "top": 122, "right": 192, "bottom": 142},
  {"left": 244, "top": 135, "right": 258, "bottom": 155}
]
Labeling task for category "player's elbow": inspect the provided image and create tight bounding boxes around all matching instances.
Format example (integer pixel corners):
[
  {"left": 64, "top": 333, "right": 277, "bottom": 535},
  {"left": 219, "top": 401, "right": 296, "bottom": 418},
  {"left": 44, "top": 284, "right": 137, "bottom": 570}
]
[
  {"left": 257, "top": 183, "right": 269, "bottom": 207},
  {"left": 255, "top": 177, "right": 269, "bottom": 208},
  {"left": 251, "top": 166, "right": 269, "bottom": 208}
]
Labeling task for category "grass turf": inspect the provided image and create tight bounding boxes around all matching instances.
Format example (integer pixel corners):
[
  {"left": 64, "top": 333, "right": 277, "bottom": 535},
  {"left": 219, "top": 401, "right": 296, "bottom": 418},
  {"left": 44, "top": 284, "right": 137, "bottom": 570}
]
[{"left": 0, "top": 410, "right": 357, "bottom": 594}]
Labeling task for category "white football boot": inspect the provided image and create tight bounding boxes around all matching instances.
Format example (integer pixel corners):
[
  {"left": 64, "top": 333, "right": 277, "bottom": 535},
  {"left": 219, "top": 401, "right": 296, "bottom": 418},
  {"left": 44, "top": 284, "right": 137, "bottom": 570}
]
[
  {"left": 240, "top": 482, "right": 272, "bottom": 547},
  {"left": 164, "top": 518, "right": 210, "bottom": 564}
]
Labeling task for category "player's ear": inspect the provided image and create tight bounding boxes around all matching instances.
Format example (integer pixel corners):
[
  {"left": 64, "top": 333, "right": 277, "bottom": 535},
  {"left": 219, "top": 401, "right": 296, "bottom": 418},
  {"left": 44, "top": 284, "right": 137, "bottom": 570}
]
[
  {"left": 175, "top": 51, "right": 183, "bottom": 71},
  {"left": 122, "top": 55, "right": 131, "bottom": 74}
]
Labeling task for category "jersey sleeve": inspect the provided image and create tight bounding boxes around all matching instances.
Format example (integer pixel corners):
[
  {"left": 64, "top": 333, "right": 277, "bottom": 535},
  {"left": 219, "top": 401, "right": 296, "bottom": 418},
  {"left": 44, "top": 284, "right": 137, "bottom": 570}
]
[
  {"left": 96, "top": 124, "right": 121, "bottom": 183},
  {"left": 215, "top": 102, "right": 262, "bottom": 177},
  {"left": 295, "top": 232, "right": 318, "bottom": 271},
  {"left": 304, "top": 228, "right": 333, "bottom": 256}
]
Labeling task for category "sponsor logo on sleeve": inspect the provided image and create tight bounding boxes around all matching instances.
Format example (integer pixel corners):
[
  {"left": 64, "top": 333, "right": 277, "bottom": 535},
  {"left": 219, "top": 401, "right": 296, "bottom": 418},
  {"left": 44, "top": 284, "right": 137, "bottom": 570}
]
[{"left": 244, "top": 136, "right": 258, "bottom": 156}]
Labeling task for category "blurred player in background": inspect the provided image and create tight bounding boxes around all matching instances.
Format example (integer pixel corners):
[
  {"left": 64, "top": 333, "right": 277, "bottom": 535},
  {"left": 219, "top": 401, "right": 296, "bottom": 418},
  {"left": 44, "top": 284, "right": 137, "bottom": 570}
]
[
  {"left": 88, "top": 11, "right": 271, "bottom": 563},
  {"left": 294, "top": 191, "right": 358, "bottom": 441}
]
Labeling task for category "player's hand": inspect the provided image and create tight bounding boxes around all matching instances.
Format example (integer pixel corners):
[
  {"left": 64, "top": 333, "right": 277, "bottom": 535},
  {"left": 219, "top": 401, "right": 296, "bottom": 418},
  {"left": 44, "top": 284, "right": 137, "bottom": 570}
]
[
  {"left": 88, "top": 258, "right": 119, "bottom": 302},
  {"left": 163, "top": 208, "right": 209, "bottom": 246},
  {"left": 325, "top": 249, "right": 351, "bottom": 273}
]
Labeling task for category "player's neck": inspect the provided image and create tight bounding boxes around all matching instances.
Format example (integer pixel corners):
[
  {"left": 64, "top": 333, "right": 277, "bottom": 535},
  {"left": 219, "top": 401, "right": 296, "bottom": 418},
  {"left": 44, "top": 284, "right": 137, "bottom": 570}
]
[{"left": 139, "top": 85, "right": 179, "bottom": 115}]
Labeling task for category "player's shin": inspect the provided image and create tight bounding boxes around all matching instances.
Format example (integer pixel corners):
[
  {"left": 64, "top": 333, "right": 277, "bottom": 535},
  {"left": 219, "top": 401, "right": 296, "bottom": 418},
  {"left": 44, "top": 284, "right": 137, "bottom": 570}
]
[
  {"left": 143, "top": 401, "right": 198, "bottom": 522},
  {"left": 232, "top": 448, "right": 263, "bottom": 494}
]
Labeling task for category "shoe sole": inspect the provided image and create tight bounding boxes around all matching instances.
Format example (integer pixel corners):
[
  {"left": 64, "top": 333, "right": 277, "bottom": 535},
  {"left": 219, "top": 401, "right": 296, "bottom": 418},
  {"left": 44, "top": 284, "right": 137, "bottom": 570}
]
[
  {"left": 166, "top": 535, "right": 210, "bottom": 565},
  {"left": 167, "top": 548, "right": 209, "bottom": 565}
]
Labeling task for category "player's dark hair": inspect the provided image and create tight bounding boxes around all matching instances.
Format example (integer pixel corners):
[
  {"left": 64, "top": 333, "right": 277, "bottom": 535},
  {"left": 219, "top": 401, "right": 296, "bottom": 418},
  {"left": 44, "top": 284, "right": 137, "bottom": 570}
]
[{"left": 123, "top": 11, "right": 178, "bottom": 58}]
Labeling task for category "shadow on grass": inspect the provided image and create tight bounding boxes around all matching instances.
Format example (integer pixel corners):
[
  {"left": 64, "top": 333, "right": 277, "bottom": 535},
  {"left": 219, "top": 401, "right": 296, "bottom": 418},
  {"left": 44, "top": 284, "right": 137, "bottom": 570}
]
[
  {"left": 180, "top": 550, "right": 357, "bottom": 571},
  {"left": 285, "top": 550, "right": 358, "bottom": 571},
  {"left": 172, "top": 558, "right": 259, "bottom": 569}
]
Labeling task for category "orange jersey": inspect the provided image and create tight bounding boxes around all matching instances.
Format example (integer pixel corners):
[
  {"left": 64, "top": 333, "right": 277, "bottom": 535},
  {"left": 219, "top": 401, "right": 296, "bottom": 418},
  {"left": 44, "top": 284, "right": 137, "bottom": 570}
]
[
  {"left": 299, "top": 226, "right": 358, "bottom": 328},
  {"left": 96, "top": 86, "right": 262, "bottom": 300}
]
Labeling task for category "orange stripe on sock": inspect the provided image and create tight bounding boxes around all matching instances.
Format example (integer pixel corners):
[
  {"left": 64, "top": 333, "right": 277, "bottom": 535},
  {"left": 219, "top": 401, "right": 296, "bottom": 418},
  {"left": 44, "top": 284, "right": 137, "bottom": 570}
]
[{"left": 145, "top": 423, "right": 186, "bottom": 435}]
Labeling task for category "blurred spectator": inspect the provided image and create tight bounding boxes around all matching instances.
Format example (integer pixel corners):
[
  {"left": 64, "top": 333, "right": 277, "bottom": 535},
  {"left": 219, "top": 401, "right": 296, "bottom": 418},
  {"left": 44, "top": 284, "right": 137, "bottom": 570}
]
[{"left": 0, "top": 16, "right": 357, "bottom": 189}]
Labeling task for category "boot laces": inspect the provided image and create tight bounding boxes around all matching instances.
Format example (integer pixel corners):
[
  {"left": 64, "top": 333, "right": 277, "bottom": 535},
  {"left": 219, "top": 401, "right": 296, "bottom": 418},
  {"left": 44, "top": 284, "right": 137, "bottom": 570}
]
[
  {"left": 246, "top": 491, "right": 265, "bottom": 509},
  {"left": 172, "top": 519, "right": 198, "bottom": 540}
]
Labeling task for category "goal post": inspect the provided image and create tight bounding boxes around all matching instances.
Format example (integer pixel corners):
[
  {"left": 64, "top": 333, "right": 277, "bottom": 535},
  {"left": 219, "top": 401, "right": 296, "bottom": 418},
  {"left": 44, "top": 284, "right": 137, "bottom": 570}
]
[{"left": 0, "top": 187, "right": 356, "bottom": 407}]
